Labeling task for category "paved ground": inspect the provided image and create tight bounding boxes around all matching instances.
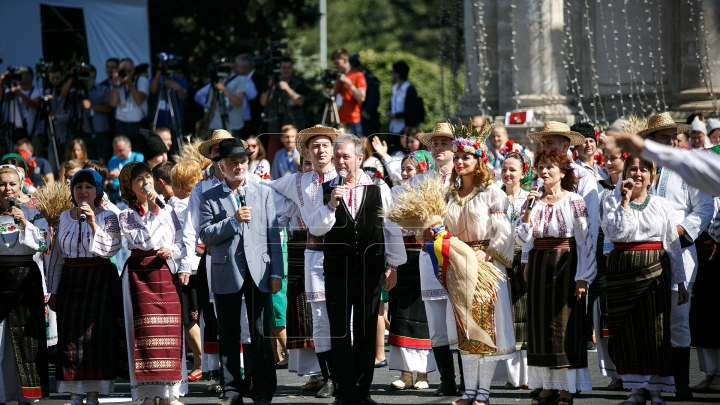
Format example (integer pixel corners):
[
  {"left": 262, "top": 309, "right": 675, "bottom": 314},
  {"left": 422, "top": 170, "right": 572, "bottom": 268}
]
[{"left": 24, "top": 347, "right": 720, "bottom": 405}]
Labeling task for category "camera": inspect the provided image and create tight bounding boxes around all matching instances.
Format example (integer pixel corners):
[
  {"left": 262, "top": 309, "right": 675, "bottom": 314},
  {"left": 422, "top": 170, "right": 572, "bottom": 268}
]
[
  {"left": 4, "top": 66, "right": 23, "bottom": 83},
  {"left": 208, "top": 56, "right": 233, "bottom": 82},
  {"left": 157, "top": 52, "right": 182, "bottom": 76},
  {"left": 118, "top": 69, "right": 129, "bottom": 79},
  {"left": 35, "top": 58, "right": 53, "bottom": 79},
  {"left": 321, "top": 68, "right": 341, "bottom": 88},
  {"left": 261, "top": 41, "right": 288, "bottom": 81},
  {"left": 68, "top": 61, "right": 92, "bottom": 83}
]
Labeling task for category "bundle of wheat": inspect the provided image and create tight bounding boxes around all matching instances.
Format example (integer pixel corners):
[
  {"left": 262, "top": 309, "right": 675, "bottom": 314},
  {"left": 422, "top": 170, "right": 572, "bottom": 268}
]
[
  {"left": 35, "top": 182, "right": 74, "bottom": 229},
  {"left": 172, "top": 136, "right": 212, "bottom": 169}
]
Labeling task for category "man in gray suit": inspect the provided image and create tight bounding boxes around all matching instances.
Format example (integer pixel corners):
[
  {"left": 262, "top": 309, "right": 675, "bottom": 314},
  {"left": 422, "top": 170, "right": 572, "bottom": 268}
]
[{"left": 199, "top": 138, "right": 283, "bottom": 405}]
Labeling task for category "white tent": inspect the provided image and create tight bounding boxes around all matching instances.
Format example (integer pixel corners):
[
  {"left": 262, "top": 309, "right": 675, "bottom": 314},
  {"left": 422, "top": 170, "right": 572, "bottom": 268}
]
[{"left": 0, "top": 0, "right": 150, "bottom": 82}]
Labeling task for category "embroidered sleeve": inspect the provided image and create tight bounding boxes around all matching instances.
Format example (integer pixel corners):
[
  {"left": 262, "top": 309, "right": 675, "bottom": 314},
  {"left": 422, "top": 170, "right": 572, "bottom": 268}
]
[
  {"left": 88, "top": 212, "right": 122, "bottom": 258},
  {"left": 119, "top": 210, "right": 164, "bottom": 250},
  {"left": 679, "top": 185, "right": 714, "bottom": 241},
  {"left": 19, "top": 209, "right": 48, "bottom": 252},
  {"left": 570, "top": 197, "right": 597, "bottom": 283},
  {"left": 514, "top": 205, "right": 536, "bottom": 247},
  {"left": 601, "top": 195, "right": 636, "bottom": 242},
  {"left": 661, "top": 203, "right": 686, "bottom": 285},
  {"left": 168, "top": 209, "right": 187, "bottom": 262},
  {"left": 487, "top": 189, "right": 513, "bottom": 268}
]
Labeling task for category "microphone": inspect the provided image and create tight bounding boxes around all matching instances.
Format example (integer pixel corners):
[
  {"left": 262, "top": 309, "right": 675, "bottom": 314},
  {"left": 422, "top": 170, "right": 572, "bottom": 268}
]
[
  {"left": 6, "top": 197, "right": 20, "bottom": 225},
  {"left": 527, "top": 178, "right": 545, "bottom": 210},
  {"left": 142, "top": 185, "right": 165, "bottom": 209},
  {"left": 338, "top": 170, "right": 348, "bottom": 186},
  {"left": 79, "top": 201, "right": 88, "bottom": 222},
  {"left": 237, "top": 186, "right": 246, "bottom": 207},
  {"left": 621, "top": 180, "right": 633, "bottom": 197}
]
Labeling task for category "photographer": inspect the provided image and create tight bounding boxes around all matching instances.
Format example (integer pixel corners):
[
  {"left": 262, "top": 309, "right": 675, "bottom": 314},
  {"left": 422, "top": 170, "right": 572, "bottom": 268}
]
[
  {"left": 0, "top": 66, "right": 42, "bottom": 142},
  {"left": 329, "top": 48, "right": 366, "bottom": 137},
  {"left": 44, "top": 66, "right": 71, "bottom": 148},
  {"left": 149, "top": 58, "right": 187, "bottom": 130},
  {"left": 235, "top": 54, "right": 260, "bottom": 139},
  {"left": 194, "top": 59, "right": 246, "bottom": 138},
  {"left": 74, "top": 65, "right": 112, "bottom": 161},
  {"left": 108, "top": 58, "right": 149, "bottom": 147},
  {"left": 260, "top": 56, "right": 305, "bottom": 159}
]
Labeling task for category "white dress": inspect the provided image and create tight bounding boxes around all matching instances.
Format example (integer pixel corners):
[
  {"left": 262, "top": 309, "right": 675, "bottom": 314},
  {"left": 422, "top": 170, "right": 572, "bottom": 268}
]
[
  {"left": 118, "top": 207, "right": 188, "bottom": 401},
  {"left": 602, "top": 194, "right": 685, "bottom": 391},
  {"left": 0, "top": 206, "right": 49, "bottom": 403},
  {"left": 46, "top": 210, "right": 122, "bottom": 394},
  {"left": 515, "top": 192, "right": 596, "bottom": 393}
]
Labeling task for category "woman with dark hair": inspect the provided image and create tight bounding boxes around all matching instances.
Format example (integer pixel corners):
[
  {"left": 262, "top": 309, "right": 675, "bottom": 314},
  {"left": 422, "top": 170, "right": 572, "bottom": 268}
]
[
  {"left": 60, "top": 139, "right": 89, "bottom": 181},
  {"left": 445, "top": 121, "right": 515, "bottom": 405},
  {"left": 0, "top": 165, "right": 50, "bottom": 404},
  {"left": 601, "top": 156, "right": 688, "bottom": 405},
  {"left": 83, "top": 160, "right": 121, "bottom": 214},
  {"left": 246, "top": 135, "right": 270, "bottom": 178},
  {"left": 515, "top": 150, "right": 596, "bottom": 405},
  {"left": 117, "top": 162, "right": 189, "bottom": 405},
  {"left": 46, "top": 169, "right": 122, "bottom": 405}
]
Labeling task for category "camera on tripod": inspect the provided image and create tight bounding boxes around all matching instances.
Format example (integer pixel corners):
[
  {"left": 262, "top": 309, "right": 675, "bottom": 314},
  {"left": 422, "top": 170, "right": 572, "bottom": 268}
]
[
  {"left": 67, "top": 61, "right": 92, "bottom": 84},
  {"left": 321, "top": 68, "right": 341, "bottom": 89},
  {"left": 261, "top": 41, "right": 288, "bottom": 81},
  {"left": 156, "top": 52, "right": 182, "bottom": 77},
  {"left": 208, "top": 56, "right": 233, "bottom": 82},
  {"left": 3, "top": 66, "right": 23, "bottom": 85},
  {"left": 35, "top": 58, "right": 53, "bottom": 79}
]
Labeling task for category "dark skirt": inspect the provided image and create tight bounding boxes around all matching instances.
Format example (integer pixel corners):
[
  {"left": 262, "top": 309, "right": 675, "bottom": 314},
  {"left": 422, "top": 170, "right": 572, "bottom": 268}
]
[
  {"left": 0, "top": 255, "right": 49, "bottom": 399},
  {"left": 388, "top": 249, "right": 431, "bottom": 349},
  {"left": 690, "top": 232, "right": 720, "bottom": 348},
  {"left": 506, "top": 245, "right": 528, "bottom": 348},
  {"left": 286, "top": 231, "right": 314, "bottom": 350},
  {"left": 605, "top": 247, "right": 672, "bottom": 376},
  {"left": 527, "top": 238, "right": 587, "bottom": 369},
  {"left": 55, "top": 258, "right": 119, "bottom": 382},
  {"left": 126, "top": 250, "right": 183, "bottom": 381}
]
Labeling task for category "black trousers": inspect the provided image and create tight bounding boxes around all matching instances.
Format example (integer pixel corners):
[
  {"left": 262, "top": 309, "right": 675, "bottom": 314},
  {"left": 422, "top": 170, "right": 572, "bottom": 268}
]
[
  {"left": 214, "top": 274, "right": 277, "bottom": 401},
  {"left": 325, "top": 265, "right": 383, "bottom": 401}
]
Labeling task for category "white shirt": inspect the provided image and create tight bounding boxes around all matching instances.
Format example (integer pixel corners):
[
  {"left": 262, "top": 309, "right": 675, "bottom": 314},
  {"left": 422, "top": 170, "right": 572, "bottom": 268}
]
[
  {"left": 389, "top": 81, "right": 410, "bottom": 133},
  {"left": 0, "top": 206, "right": 48, "bottom": 256},
  {"left": 118, "top": 206, "right": 187, "bottom": 274},
  {"left": 46, "top": 210, "right": 122, "bottom": 293},
  {"left": 6, "top": 86, "right": 43, "bottom": 134},
  {"left": 641, "top": 140, "right": 720, "bottom": 196},
  {"left": 115, "top": 76, "right": 149, "bottom": 123}
]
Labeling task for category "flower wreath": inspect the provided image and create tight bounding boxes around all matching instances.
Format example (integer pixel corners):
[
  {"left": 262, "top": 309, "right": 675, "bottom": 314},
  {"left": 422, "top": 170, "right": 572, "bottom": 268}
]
[
  {"left": 450, "top": 118, "right": 495, "bottom": 167},
  {"left": 498, "top": 140, "right": 534, "bottom": 191}
]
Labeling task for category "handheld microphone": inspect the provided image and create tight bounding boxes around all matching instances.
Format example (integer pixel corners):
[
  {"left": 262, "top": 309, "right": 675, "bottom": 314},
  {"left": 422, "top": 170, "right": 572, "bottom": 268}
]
[
  {"left": 79, "top": 201, "right": 88, "bottom": 222},
  {"left": 338, "top": 170, "right": 348, "bottom": 186},
  {"left": 527, "top": 178, "right": 545, "bottom": 210},
  {"left": 621, "top": 180, "right": 633, "bottom": 197},
  {"left": 6, "top": 197, "right": 20, "bottom": 225},
  {"left": 142, "top": 185, "right": 165, "bottom": 209},
  {"left": 237, "top": 186, "right": 246, "bottom": 207}
]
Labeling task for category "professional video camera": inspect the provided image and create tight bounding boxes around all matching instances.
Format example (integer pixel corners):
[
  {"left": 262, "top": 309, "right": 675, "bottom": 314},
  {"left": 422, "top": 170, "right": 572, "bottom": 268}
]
[
  {"left": 321, "top": 68, "right": 341, "bottom": 89},
  {"left": 35, "top": 58, "right": 53, "bottom": 79},
  {"left": 66, "top": 61, "right": 92, "bottom": 84},
  {"left": 156, "top": 52, "right": 183, "bottom": 77},
  {"left": 3, "top": 66, "right": 23, "bottom": 85},
  {"left": 208, "top": 56, "right": 233, "bottom": 83},
  {"left": 261, "top": 41, "right": 288, "bottom": 81}
]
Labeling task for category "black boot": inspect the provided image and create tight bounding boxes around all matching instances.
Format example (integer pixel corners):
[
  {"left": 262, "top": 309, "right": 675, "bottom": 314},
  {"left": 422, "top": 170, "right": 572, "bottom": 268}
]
[
  {"left": 457, "top": 350, "right": 465, "bottom": 394},
  {"left": 672, "top": 347, "right": 693, "bottom": 400},
  {"left": 316, "top": 351, "right": 335, "bottom": 398},
  {"left": 242, "top": 343, "right": 253, "bottom": 397},
  {"left": 431, "top": 345, "right": 457, "bottom": 396}
]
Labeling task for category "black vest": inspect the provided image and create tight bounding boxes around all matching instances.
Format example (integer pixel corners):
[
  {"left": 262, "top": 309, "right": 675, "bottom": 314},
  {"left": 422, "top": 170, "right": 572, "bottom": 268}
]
[{"left": 322, "top": 182, "right": 386, "bottom": 275}]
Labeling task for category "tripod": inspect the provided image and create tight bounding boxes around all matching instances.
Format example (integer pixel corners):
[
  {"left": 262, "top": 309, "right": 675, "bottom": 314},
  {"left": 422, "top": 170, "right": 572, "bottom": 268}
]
[
  {"left": 64, "top": 83, "right": 102, "bottom": 163},
  {"left": 203, "top": 81, "right": 231, "bottom": 137},
  {"left": 321, "top": 89, "right": 340, "bottom": 127},
  {"left": 258, "top": 80, "right": 297, "bottom": 135},
  {"left": 33, "top": 97, "right": 61, "bottom": 173},
  {"left": 0, "top": 88, "right": 15, "bottom": 154},
  {"left": 152, "top": 79, "right": 183, "bottom": 149}
]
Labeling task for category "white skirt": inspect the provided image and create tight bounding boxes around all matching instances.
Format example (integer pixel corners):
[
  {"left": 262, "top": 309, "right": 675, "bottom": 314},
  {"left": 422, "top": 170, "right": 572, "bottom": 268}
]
[
  {"left": 57, "top": 380, "right": 114, "bottom": 395},
  {"left": 528, "top": 366, "right": 592, "bottom": 393},
  {"left": 305, "top": 250, "right": 326, "bottom": 302},
  {"left": 288, "top": 347, "right": 321, "bottom": 376},
  {"left": 697, "top": 348, "right": 720, "bottom": 376},
  {"left": 388, "top": 347, "right": 436, "bottom": 374},
  {"left": 493, "top": 349, "right": 529, "bottom": 386},
  {"left": 122, "top": 270, "right": 188, "bottom": 401},
  {"left": 620, "top": 374, "right": 675, "bottom": 392}
]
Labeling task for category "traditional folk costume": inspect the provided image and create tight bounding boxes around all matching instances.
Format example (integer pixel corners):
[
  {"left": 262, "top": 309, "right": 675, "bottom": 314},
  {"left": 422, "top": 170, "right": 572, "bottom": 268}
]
[
  {"left": 118, "top": 164, "right": 188, "bottom": 403},
  {"left": 0, "top": 190, "right": 50, "bottom": 403},
  {"left": 639, "top": 113, "right": 714, "bottom": 396},
  {"left": 602, "top": 193, "right": 685, "bottom": 395},
  {"left": 387, "top": 151, "right": 437, "bottom": 389},
  {"left": 46, "top": 170, "right": 123, "bottom": 398},
  {"left": 515, "top": 192, "right": 596, "bottom": 393},
  {"left": 266, "top": 125, "right": 339, "bottom": 390}
]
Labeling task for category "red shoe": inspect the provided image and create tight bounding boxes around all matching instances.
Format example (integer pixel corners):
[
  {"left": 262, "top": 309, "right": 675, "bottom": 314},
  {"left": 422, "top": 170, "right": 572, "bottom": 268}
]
[{"left": 187, "top": 371, "right": 203, "bottom": 382}]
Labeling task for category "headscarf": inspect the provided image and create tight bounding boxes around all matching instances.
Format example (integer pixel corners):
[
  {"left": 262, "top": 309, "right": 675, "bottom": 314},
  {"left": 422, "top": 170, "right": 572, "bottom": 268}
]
[
  {"left": 119, "top": 161, "right": 141, "bottom": 206},
  {"left": 0, "top": 153, "right": 28, "bottom": 171},
  {"left": 406, "top": 150, "right": 435, "bottom": 174},
  {"left": 0, "top": 164, "right": 26, "bottom": 185},
  {"left": 498, "top": 140, "right": 534, "bottom": 191},
  {"left": 70, "top": 169, "right": 105, "bottom": 207}
]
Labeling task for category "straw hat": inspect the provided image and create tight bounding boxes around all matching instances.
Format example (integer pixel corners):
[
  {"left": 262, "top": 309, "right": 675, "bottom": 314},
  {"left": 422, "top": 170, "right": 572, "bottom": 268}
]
[
  {"left": 296, "top": 125, "right": 339, "bottom": 159},
  {"left": 527, "top": 121, "right": 586, "bottom": 146},
  {"left": 637, "top": 112, "right": 691, "bottom": 138},
  {"left": 198, "top": 130, "right": 236, "bottom": 159},
  {"left": 418, "top": 122, "right": 455, "bottom": 147}
]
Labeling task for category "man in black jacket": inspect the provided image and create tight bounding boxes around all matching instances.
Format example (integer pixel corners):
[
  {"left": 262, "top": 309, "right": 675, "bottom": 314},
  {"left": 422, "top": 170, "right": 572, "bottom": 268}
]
[{"left": 386, "top": 61, "right": 420, "bottom": 134}]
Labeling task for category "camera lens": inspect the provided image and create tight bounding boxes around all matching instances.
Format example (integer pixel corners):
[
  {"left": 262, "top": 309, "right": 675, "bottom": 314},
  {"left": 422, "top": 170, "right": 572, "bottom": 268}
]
[{"left": 118, "top": 69, "right": 128, "bottom": 78}]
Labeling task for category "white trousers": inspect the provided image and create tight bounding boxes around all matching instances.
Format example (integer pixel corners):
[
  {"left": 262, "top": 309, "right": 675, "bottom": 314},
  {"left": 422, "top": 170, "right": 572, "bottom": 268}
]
[
  {"left": 670, "top": 291, "right": 692, "bottom": 348},
  {"left": 424, "top": 298, "right": 457, "bottom": 347},
  {"left": 698, "top": 348, "right": 720, "bottom": 377},
  {"left": 311, "top": 301, "right": 331, "bottom": 353}
]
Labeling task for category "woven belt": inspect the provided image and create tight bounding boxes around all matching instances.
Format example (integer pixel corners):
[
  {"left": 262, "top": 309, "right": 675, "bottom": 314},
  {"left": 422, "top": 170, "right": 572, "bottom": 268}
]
[
  {"left": 130, "top": 249, "right": 159, "bottom": 258},
  {"left": 306, "top": 234, "right": 324, "bottom": 252},
  {"left": 0, "top": 254, "right": 36, "bottom": 266},
  {"left": 466, "top": 240, "right": 490, "bottom": 248},
  {"left": 65, "top": 257, "right": 113, "bottom": 267},
  {"left": 613, "top": 241, "right": 662, "bottom": 251},
  {"left": 532, "top": 237, "right": 576, "bottom": 251}
]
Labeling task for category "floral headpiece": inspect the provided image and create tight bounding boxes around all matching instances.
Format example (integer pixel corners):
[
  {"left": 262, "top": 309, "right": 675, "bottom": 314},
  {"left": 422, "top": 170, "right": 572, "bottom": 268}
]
[
  {"left": 253, "top": 164, "right": 270, "bottom": 181},
  {"left": 450, "top": 118, "right": 494, "bottom": 166},
  {"left": 499, "top": 140, "right": 534, "bottom": 191},
  {"left": 407, "top": 150, "right": 435, "bottom": 174}
]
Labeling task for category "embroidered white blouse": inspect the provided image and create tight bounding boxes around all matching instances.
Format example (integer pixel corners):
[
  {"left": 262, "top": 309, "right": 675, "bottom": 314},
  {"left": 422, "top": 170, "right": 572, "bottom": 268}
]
[
  {"left": 0, "top": 206, "right": 48, "bottom": 256},
  {"left": 514, "top": 192, "right": 597, "bottom": 283},
  {"left": 46, "top": 210, "right": 122, "bottom": 294},
  {"left": 602, "top": 194, "right": 686, "bottom": 284},
  {"left": 118, "top": 206, "right": 187, "bottom": 274}
]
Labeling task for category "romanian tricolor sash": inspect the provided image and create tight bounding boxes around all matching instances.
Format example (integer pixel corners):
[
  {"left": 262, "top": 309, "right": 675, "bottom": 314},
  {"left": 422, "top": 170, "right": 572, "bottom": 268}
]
[{"left": 426, "top": 225, "right": 452, "bottom": 286}]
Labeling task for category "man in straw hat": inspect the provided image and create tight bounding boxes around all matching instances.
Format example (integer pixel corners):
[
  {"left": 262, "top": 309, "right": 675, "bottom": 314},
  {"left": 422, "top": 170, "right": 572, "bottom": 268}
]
[
  {"left": 412, "top": 122, "right": 463, "bottom": 396},
  {"left": 304, "top": 133, "right": 406, "bottom": 405},
  {"left": 181, "top": 129, "right": 253, "bottom": 392},
  {"left": 634, "top": 112, "right": 713, "bottom": 400},
  {"left": 199, "top": 138, "right": 283, "bottom": 405},
  {"left": 264, "top": 124, "right": 339, "bottom": 397}
]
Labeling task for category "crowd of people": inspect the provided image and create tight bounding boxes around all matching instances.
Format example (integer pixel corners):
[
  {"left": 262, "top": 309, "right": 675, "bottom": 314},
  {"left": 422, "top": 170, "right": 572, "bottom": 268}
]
[{"left": 2, "top": 48, "right": 720, "bottom": 405}]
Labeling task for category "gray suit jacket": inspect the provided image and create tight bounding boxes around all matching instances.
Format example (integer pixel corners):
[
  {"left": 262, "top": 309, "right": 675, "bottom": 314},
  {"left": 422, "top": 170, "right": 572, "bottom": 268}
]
[{"left": 199, "top": 180, "right": 283, "bottom": 294}]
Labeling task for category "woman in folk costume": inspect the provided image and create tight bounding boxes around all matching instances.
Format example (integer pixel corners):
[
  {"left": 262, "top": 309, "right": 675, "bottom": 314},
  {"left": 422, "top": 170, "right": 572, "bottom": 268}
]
[
  {"left": 45, "top": 169, "right": 122, "bottom": 404},
  {"left": 493, "top": 141, "right": 532, "bottom": 389},
  {"left": 387, "top": 150, "right": 437, "bottom": 390},
  {"left": 442, "top": 119, "right": 516, "bottom": 405},
  {"left": 515, "top": 149, "right": 596, "bottom": 405},
  {"left": 602, "top": 155, "right": 688, "bottom": 405},
  {"left": 0, "top": 165, "right": 50, "bottom": 404},
  {"left": 118, "top": 162, "right": 189, "bottom": 405}
]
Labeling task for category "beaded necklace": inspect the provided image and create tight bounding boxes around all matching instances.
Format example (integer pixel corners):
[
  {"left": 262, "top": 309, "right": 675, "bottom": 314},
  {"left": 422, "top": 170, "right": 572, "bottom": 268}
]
[
  {"left": 450, "top": 186, "right": 484, "bottom": 207},
  {"left": 629, "top": 195, "right": 651, "bottom": 211}
]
